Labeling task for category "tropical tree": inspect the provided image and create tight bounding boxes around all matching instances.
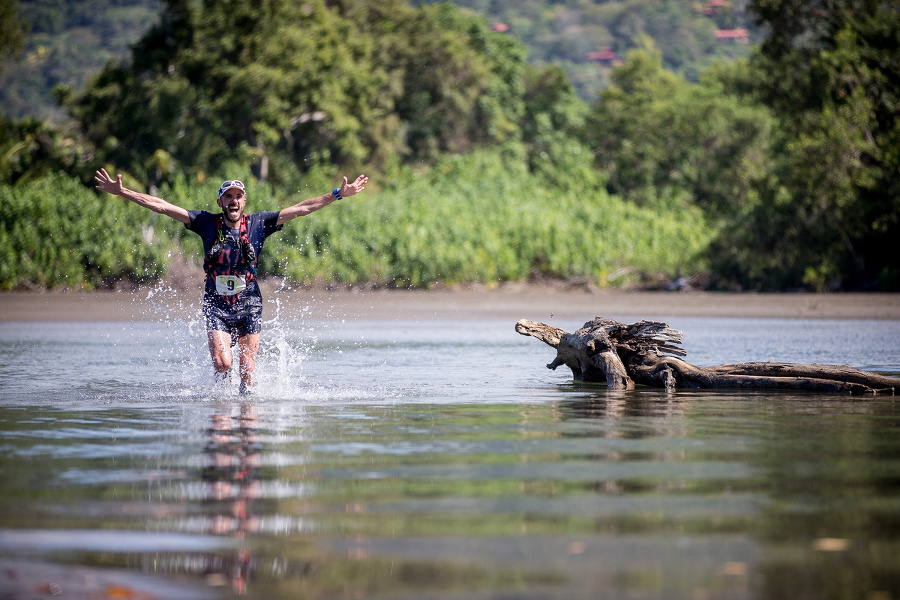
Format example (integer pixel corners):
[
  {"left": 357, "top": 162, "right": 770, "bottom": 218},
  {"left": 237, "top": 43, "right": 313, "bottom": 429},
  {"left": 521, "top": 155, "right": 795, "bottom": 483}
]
[
  {"left": 587, "top": 42, "right": 779, "bottom": 214},
  {"left": 747, "top": 0, "right": 900, "bottom": 290},
  {"left": 68, "top": 0, "right": 386, "bottom": 187},
  {"left": 521, "top": 64, "right": 598, "bottom": 191},
  {"left": 0, "top": 0, "right": 28, "bottom": 70},
  {"left": 66, "top": 0, "right": 532, "bottom": 190},
  {"left": 0, "top": 116, "right": 89, "bottom": 186},
  {"left": 386, "top": 1, "right": 527, "bottom": 159}
]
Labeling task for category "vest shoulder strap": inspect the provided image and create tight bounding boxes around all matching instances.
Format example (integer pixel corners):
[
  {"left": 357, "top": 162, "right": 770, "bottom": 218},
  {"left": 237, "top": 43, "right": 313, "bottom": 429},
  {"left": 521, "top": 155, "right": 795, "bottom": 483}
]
[{"left": 204, "top": 213, "right": 257, "bottom": 273}]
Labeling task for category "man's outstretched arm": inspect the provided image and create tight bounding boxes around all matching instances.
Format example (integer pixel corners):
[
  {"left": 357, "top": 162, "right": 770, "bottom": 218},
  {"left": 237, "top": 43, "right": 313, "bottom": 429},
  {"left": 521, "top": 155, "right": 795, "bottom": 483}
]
[
  {"left": 276, "top": 174, "right": 368, "bottom": 226},
  {"left": 94, "top": 169, "right": 191, "bottom": 225}
]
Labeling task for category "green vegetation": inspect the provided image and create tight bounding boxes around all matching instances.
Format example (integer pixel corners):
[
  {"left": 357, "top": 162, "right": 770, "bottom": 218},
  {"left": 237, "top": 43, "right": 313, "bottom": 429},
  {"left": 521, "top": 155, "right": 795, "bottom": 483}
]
[
  {"left": 415, "top": 0, "right": 758, "bottom": 101},
  {"left": 0, "top": 172, "right": 171, "bottom": 289},
  {"left": 0, "top": 0, "right": 160, "bottom": 119},
  {"left": 257, "top": 152, "right": 710, "bottom": 288},
  {"left": 1, "top": 152, "right": 710, "bottom": 290},
  {"left": 0, "top": 0, "right": 897, "bottom": 292},
  {"left": 0, "top": 0, "right": 29, "bottom": 70},
  {"left": 746, "top": 0, "right": 900, "bottom": 291},
  {"left": 1, "top": 0, "right": 751, "bottom": 119}
]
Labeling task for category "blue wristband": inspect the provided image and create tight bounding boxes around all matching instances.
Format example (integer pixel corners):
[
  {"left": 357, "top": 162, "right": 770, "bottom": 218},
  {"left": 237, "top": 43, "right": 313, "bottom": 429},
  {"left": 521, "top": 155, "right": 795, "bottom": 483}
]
[{"left": 332, "top": 188, "right": 342, "bottom": 200}]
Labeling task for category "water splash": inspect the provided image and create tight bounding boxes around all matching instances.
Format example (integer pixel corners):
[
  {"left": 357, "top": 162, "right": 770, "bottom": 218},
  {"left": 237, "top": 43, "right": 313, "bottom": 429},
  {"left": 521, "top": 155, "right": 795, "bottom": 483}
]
[{"left": 126, "top": 280, "right": 402, "bottom": 404}]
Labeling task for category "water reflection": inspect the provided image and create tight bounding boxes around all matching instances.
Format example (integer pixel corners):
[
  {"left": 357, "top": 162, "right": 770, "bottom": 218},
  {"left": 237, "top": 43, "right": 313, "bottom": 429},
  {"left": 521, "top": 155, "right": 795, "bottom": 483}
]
[
  {"left": 2, "top": 308, "right": 900, "bottom": 599},
  {"left": 562, "top": 391, "right": 685, "bottom": 422},
  {"left": 2, "top": 395, "right": 900, "bottom": 599},
  {"left": 202, "top": 404, "right": 260, "bottom": 594}
]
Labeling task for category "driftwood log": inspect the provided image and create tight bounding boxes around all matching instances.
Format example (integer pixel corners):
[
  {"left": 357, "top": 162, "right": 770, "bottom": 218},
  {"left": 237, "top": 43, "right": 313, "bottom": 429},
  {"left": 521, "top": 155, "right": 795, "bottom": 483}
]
[{"left": 516, "top": 317, "right": 900, "bottom": 395}]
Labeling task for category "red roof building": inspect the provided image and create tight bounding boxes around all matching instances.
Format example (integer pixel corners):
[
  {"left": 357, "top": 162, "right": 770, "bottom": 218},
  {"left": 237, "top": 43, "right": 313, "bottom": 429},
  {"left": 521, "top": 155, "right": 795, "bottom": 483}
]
[
  {"left": 714, "top": 28, "right": 749, "bottom": 43},
  {"left": 587, "top": 49, "right": 620, "bottom": 62}
]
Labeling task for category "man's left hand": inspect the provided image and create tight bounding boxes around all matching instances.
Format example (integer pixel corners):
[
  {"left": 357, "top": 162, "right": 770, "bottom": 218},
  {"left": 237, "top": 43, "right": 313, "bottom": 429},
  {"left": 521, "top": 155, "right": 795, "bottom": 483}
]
[{"left": 339, "top": 175, "right": 368, "bottom": 198}]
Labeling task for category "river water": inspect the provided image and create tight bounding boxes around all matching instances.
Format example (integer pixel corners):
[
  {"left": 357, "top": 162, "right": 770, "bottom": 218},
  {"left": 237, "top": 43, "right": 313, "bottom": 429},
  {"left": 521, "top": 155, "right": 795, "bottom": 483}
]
[{"left": 1, "top": 297, "right": 900, "bottom": 600}]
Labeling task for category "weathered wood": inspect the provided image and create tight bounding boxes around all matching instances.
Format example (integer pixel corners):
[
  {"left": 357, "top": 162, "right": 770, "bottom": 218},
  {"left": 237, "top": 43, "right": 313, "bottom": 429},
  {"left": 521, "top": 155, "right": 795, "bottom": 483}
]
[
  {"left": 516, "top": 317, "right": 686, "bottom": 356},
  {"left": 604, "top": 319, "right": 687, "bottom": 357},
  {"left": 706, "top": 362, "right": 900, "bottom": 389},
  {"left": 626, "top": 353, "right": 880, "bottom": 394},
  {"left": 514, "top": 320, "right": 565, "bottom": 348},
  {"left": 518, "top": 318, "right": 633, "bottom": 388},
  {"left": 516, "top": 317, "right": 900, "bottom": 395}
]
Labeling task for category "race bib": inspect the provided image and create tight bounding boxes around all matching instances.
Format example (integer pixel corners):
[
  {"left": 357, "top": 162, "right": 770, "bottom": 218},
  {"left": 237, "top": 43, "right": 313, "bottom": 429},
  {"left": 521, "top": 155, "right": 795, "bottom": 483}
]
[{"left": 215, "top": 275, "right": 246, "bottom": 296}]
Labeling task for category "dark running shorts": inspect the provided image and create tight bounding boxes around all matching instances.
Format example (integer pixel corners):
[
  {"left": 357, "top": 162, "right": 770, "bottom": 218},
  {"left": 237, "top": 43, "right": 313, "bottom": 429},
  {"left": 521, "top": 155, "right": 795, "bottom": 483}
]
[{"left": 203, "top": 304, "right": 262, "bottom": 340}]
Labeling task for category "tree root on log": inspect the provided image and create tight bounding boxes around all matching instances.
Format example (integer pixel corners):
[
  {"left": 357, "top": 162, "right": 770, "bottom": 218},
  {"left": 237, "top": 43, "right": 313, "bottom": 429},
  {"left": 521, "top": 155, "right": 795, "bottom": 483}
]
[{"left": 515, "top": 317, "right": 900, "bottom": 395}]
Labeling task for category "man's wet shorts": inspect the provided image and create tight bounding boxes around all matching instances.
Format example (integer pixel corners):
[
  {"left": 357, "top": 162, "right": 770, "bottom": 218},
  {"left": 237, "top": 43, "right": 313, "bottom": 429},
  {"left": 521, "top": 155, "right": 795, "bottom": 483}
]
[{"left": 203, "top": 303, "right": 262, "bottom": 339}]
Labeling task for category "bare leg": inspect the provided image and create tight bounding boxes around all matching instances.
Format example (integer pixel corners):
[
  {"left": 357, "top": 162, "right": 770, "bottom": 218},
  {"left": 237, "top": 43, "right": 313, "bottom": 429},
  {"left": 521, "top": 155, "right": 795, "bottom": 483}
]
[
  {"left": 208, "top": 330, "right": 233, "bottom": 375},
  {"left": 237, "top": 333, "right": 261, "bottom": 394}
]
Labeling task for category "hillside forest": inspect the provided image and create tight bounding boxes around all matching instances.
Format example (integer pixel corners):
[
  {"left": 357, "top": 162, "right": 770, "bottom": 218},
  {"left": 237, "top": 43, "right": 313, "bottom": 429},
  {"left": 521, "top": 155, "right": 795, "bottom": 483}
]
[{"left": 1, "top": 0, "right": 898, "bottom": 292}]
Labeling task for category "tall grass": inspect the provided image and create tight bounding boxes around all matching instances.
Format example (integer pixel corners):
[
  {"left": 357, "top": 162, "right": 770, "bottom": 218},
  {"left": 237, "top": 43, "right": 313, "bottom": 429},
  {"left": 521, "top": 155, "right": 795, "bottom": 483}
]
[
  {"left": 0, "top": 173, "right": 172, "bottom": 289},
  {"left": 3, "top": 152, "right": 712, "bottom": 290},
  {"left": 251, "top": 151, "right": 712, "bottom": 288}
]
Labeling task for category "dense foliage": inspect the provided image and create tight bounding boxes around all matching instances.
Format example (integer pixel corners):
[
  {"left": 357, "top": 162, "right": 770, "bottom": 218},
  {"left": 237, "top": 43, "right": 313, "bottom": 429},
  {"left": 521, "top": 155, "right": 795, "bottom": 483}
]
[
  {"left": 63, "top": 0, "right": 539, "bottom": 188},
  {"left": 0, "top": 0, "right": 897, "bottom": 292},
  {"left": 0, "top": 172, "right": 171, "bottom": 288},
  {"left": 0, "top": 154, "right": 710, "bottom": 290},
  {"left": 0, "top": 0, "right": 29, "bottom": 69},
  {"left": 254, "top": 152, "right": 709, "bottom": 288},
  {"left": 415, "top": 0, "right": 758, "bottom": 101},
  {"left": 0, "top": 0, "right": 160, "bottom": 119},
  {"left": 744, "top": 0, "right": 900, "bottom": 290},
  {"left": 1, "top": 0, "right": 753, "bottom": 119}
]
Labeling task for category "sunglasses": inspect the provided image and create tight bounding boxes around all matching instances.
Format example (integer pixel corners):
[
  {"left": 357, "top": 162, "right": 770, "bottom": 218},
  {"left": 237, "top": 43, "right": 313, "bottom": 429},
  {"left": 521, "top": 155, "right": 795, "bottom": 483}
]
[{"left": 218, "top": 180, "right": 246, "bottom": 199}]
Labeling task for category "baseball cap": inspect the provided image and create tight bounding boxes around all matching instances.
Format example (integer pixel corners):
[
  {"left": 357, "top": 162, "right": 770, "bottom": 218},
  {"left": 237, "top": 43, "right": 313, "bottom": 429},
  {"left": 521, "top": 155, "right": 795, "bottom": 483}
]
[{"left": 218, "top": 180, "right": 246, "bottom": 199}]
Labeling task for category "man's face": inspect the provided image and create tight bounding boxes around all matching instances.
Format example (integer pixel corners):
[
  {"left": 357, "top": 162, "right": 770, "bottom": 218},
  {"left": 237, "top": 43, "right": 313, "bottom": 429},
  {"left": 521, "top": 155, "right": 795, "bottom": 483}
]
[{"left": 217, "top": 187, "right": 246, "bottom": 224}]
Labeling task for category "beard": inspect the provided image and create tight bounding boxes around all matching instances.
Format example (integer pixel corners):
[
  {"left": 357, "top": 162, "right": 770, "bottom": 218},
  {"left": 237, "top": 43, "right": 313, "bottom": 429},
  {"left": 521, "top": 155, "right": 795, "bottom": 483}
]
[{"left": 223, "top": 203, "right": 243, "bottom": 226}]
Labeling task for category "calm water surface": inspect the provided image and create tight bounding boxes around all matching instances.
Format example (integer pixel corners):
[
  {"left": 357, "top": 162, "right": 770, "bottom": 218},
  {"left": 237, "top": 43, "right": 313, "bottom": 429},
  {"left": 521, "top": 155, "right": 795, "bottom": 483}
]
[{"left": 1, "top": 302, "right": 900, "bottom": 600}]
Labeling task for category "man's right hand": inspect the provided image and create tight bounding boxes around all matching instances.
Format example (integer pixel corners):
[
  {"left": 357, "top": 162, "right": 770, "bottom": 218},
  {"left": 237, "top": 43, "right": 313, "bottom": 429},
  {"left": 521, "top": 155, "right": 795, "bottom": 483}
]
[{"left": 94, "top": 168, "right": 124, "bottom": 196}]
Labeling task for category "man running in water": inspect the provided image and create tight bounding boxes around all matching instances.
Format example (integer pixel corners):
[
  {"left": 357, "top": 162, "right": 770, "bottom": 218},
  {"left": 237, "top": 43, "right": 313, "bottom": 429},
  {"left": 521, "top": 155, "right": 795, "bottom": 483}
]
[{"left": 94, "top": 168, "right": 368, "bottom": 394}]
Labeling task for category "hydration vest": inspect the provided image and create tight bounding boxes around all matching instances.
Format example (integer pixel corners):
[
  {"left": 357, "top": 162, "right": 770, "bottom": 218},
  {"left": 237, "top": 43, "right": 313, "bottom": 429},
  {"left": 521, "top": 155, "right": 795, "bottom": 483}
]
[{"left": 203, "top": 214, "right": 258, "bottom": 303}]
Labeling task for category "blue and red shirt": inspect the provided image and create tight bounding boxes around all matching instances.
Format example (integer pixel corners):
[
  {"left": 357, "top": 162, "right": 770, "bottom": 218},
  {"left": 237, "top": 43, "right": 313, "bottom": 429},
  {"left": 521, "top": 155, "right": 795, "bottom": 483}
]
[{"left": 186, "top": 210, "right": 283, "bottom": 313}]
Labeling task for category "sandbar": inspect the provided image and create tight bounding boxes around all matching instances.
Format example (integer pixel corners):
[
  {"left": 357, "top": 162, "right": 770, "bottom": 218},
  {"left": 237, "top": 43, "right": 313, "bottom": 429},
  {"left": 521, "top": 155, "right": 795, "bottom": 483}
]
[{"left": 2, "top": 287, "right": 899, "bottom": 322}]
